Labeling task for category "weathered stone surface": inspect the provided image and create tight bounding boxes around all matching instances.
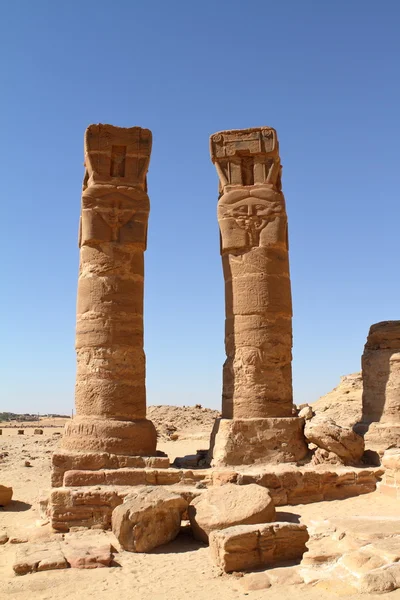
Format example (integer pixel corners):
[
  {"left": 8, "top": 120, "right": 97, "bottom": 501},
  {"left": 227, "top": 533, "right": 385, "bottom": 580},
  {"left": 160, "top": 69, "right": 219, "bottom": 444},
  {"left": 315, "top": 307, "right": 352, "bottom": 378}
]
[
  {"left": 60, "top": 124, "right": 156, "bottom": 459},
  {"left": 379, "top": 448, "right": 400, "bottom": 498},
  {"left": 188, "top": 483, "right": 276, "bottom": 543},
  {"left": 313, "top": 372, "right": 363, "bottom": 428},
  {"left": 0, "top": 529, "right": 8, "bottom": 544},
  {"left": 304, "top": 416, "right": 364, "bottom": 465},
  {"left": 13, "top": 542, "right": 68, "bottom": 575},
  {"left": 298, "top": 406, "right": 313, "bottom": 420},
  {"left": 46, "top": 464, "right": 381, "bottom": 532},
  {"left": 112, "top": 487, "right": 187, "bottom": 552},
  {"left": 63, "top": 539, "right": 113, "bottom": 568},
  {"left": 358, "top": 566, "right": 400, "bottom": 594},
  {"left": 209, "top": 522, "right": 309, "bottom": 573},
  {"left": 362, "top": 321, "right": 400, "bottom": 425},
  {"left": 240, "top": 573, "right": 271, "bottom": 590},
  {"left": 0, "top": 485, "right": 13, "bottom": 506},
  {"left": 209, "top": 127, "right": 305, "bottom": 464},
  {"left": 311, "top": 447, "right": 343, "bottom": 466},
  {"left": 209, "top": 417, "right": 307, "bottom": 466},
  {"left": 51, "top": 451, "right": 169, "bottom": 488}
]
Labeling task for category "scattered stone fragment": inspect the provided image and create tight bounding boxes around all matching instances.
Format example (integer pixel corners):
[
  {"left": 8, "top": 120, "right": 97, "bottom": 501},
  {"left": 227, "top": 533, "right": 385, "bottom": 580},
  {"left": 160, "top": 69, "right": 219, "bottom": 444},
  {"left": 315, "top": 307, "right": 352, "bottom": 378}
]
[
  {"left": 24, "top": 460, "right": 32, "bottom": 467},
  {"left": 312, "top": 447, "right": 343, "bottom": 466},
  {"left": 9, "top": 536, "right": 29, "bottom": 544},
  {"left": 188, "top": 483, "right": 276, "bottom": 543},
  {"left": 298, "top": 406, "right": 313, "bottom": 420},
  {"left": 0, "top": 485, "right": 13, "bottom": 506},
  {"left": 112, "top": 487, "right": 187, "bottom": 552},
  {"left": 304, "top": 416, "right": 364, "bottom": 465},
  {"left": 0, "top": 529, "right": 8, "bottom": 544},
  {"left": 34, "top": 429, "right": 43, "bottom": 435},
  {"left": 18, "top": 430, "right": 24, "bottom": 435},
  {"left": 209, "top": 522, "right": 309, "bottom": 573}
]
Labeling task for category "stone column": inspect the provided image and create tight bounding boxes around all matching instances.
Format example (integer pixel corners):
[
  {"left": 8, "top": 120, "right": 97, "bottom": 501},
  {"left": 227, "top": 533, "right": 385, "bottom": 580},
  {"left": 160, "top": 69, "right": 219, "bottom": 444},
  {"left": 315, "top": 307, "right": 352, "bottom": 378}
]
[
  {"left": 61, "top": 124, "right": 157, "bottom": 457},
  {"left": 208, "top": 127, "right": 307, "bottom": 466},
  {"left": 358, "top": 321, "right": 400, "bottom": 453}
]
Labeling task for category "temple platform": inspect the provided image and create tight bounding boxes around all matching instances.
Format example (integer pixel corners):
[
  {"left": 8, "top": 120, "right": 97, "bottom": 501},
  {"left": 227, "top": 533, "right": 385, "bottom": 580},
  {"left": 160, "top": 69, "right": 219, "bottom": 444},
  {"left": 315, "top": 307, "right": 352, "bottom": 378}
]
[{"left": 43, "top": 463, "right": 383, "bottom": 532}]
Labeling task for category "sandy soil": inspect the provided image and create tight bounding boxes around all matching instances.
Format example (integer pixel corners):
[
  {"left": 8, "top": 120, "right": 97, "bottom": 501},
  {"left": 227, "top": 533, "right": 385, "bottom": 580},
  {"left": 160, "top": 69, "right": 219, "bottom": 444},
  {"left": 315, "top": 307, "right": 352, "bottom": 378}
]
[{"left": 1, "top": 424, "right": 400, "bottom": 600}]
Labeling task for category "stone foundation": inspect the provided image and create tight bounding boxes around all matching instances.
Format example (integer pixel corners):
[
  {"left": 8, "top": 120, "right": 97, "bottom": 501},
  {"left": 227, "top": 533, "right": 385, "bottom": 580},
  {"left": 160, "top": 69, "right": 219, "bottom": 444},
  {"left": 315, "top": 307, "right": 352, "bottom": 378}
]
[
  {"left": 44, "top": 464, "right": 382, "bottom": 532},
  {"left": 52, "top": 451, "right": 170, "bottom": 487},
  {"left": 208, "top": 417, "right": 308, "bottom": 466}
]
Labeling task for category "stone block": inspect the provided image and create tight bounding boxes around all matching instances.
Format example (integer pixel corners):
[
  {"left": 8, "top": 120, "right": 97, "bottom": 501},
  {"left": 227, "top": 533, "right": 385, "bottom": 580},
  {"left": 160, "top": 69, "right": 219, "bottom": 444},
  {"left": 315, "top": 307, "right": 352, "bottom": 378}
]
[
  {"left": 112, "top": 487, "right": 187, "bottom": 552},
  {"left": 188, "top": 483, "right": 276, "bottom": 543},
  {"left": 209, "top": 522, "right": 309, "bottom": 573},
  {"left": 209, "top": 417, "right": 307, "bottom": 466}
]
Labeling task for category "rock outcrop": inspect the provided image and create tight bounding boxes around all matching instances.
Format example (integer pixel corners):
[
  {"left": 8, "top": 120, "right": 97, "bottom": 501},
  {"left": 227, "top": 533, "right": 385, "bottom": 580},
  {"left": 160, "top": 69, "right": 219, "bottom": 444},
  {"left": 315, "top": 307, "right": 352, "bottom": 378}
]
[
  {"left": 312, "top": 373, "right": 362, "bottom": 428},
  {"left": 188, "top": 483, "right": 276, "bottom": 543}
]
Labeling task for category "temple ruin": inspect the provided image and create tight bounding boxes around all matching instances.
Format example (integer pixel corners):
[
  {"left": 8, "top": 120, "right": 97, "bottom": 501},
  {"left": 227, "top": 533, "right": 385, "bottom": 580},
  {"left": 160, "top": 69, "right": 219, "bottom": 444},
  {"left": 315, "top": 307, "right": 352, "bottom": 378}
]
[
  {"left": 208, "top": 127, "right": 307, "bottom": 465},
  {"left": 52, "top": 124, "right": 169, "bottom": 489},
  {"left": 358, "top": 321, "right": 400, "bottom": 453}
]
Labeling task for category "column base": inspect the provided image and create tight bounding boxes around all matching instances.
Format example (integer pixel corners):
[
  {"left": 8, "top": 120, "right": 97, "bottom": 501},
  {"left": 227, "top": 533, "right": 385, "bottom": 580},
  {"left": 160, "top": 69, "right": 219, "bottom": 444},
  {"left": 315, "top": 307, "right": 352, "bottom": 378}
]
[
  {"left": 61, "top": 417, "right": 157, "bottom": 456},
  {"left": 208, "top": 417, "right": 308, "bottom": 467}
]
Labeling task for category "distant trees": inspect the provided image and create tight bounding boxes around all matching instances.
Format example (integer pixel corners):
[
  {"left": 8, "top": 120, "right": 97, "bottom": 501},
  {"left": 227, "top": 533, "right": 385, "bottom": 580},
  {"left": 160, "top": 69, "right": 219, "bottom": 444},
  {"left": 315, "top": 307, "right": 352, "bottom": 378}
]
[{"left": 0, "top": 412, "right": 70, "bottom": 422}]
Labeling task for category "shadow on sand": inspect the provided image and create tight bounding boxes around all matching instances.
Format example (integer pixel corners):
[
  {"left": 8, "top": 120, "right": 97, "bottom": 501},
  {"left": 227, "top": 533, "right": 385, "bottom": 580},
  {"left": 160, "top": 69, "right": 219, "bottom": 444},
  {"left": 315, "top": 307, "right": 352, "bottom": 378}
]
[{"left": 1, "top": 500, "right": 32, "bottom": 512}]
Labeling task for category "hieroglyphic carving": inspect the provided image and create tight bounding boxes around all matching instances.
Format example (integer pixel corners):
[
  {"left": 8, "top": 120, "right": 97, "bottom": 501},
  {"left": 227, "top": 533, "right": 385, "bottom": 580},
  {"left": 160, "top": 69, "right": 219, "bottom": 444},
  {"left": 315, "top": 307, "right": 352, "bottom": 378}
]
[
  {"left": 210, "top": 128, "right": 293, "bottom": 420},
  {"left": 62, "top": 124, "right": 157, "bottom": 457}
]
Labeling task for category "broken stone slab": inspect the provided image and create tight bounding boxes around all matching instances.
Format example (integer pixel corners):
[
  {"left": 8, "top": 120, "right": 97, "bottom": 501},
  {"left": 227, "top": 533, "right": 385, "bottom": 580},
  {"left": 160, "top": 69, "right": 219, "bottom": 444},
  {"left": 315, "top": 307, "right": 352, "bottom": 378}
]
[
  {"left": 0, "top": 485, "right": 13, "bottom": 506},
  {"left": 13, "top": 537, "right": 114, "bottom": 575},
  {"left": 63, "top": 539, "right": 113, "bottom": 568},
  {"left": 188, "top": 483, "right": 276, "bottom": 543},
  {"left": 209, "top": 522, "right": 309, "bottom": 573},
  {"left": 304, "top": 416, "right": 364, "bottom": 465},
  {"left": 111, "top": 486, "right": 187, "bottom": 552},
  {"left": 13, "top": 542, "right": 68, "bottom": 575}
]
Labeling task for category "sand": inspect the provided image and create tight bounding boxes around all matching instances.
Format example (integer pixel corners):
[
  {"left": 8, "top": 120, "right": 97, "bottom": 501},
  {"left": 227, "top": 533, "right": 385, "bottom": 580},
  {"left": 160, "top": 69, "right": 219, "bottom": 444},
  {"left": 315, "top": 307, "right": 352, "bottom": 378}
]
[{"left": 1, "top": 422, "right": 400, "bottom": 600}]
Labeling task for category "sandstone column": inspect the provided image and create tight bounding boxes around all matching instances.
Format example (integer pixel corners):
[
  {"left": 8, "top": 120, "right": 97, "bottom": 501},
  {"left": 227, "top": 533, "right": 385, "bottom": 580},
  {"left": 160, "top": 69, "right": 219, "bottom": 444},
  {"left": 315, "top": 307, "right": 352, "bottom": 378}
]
[
  {"left": 208, "top": 127, "right": 307, "bottom": 465},
  {"left": 61, "top": 124, "right": 157, "bottom": 456},
  {"left": 358, "top": 321, "right": 400, "bottom": 453}
]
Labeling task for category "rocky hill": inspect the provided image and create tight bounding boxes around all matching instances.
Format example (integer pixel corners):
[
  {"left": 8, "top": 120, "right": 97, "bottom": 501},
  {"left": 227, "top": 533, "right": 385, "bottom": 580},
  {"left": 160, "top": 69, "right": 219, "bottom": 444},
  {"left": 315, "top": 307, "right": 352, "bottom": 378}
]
[
  {"left": 312, "top": 372, "right": 363, "bottom": 428},
  {"left": 147, "top": 405, "right": 220, "bottom": 440}
]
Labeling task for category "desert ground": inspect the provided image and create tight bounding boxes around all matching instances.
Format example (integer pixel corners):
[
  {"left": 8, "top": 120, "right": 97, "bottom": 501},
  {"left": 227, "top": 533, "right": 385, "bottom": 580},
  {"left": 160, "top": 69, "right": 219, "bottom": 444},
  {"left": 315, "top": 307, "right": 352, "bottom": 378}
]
[{"left": 1, "top": 397, "right": 400, "bottom": 600}]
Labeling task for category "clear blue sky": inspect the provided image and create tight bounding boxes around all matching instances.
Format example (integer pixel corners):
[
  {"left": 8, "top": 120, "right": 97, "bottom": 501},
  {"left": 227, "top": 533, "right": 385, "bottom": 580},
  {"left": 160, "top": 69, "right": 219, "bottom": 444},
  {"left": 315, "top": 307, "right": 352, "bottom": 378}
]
[{"left": 1, "top": 1, "right": 399, "bottom": 414}]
